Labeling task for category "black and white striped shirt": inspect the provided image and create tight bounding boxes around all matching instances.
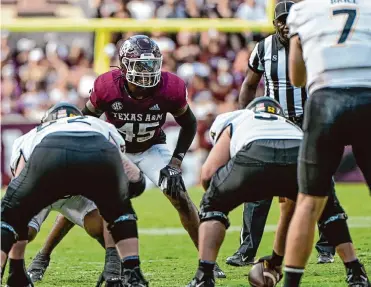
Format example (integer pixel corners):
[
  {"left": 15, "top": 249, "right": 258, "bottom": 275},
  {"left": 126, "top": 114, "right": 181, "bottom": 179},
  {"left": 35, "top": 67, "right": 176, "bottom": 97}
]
[{"left": 249, "top": 34, "right": 307, "bottom": 118}]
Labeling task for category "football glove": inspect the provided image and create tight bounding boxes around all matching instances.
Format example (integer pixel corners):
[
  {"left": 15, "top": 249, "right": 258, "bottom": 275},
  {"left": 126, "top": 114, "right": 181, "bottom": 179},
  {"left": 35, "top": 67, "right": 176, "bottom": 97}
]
[
  {"left": 96, "top": 273, "right": 123, "bottom": 287},
  {"left": 158, "top": 165, "right": 186, "bottom": 199}
]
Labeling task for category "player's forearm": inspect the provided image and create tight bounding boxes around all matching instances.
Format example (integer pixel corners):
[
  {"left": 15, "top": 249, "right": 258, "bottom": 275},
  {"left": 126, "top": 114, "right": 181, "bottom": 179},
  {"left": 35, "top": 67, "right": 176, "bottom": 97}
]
[
  {"left": 289, "top": 36, "right": 307, "bottom": 87},
  {"left": 121, "top": 154, "right": 141, "bottom": 182},
  {"left": 13, "top": 155, "right": 26, "bottom": 178},
  {"left": 238, "top": 79, "right": 257, "bottom": 109},
  {"left": 121, "top": 154, "right": 146, "bottom": 198},
  {"left": 172, "top": 107, "right": 197, "bottom": 165},
  {"left": 81, "top": 100, "right": 103, "bottom": 118}
]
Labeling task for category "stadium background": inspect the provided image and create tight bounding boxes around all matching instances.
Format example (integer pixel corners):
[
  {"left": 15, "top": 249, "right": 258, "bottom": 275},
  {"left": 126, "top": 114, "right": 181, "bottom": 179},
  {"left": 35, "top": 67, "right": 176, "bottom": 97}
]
[
  {"left": 1, "top": 2, "right": 370, "bottom": 287},
  {"left": 0, "top": 0, "right": 365, "bottom": 187}
]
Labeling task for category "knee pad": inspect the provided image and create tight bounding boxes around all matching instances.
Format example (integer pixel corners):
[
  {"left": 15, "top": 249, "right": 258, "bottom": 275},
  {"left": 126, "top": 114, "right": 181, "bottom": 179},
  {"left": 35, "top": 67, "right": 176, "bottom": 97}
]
[
  {"left": 319, "top": 213, "right": 352, "bottom": 247},
  {"left": 199, "top": 211, "right": 230, "bottom": 229},
  {"left": 1, "top": 222, "right": 18, "bottom": 254},
  {"left": 108, "top": 214, "right": 138, "bottom": 243}
]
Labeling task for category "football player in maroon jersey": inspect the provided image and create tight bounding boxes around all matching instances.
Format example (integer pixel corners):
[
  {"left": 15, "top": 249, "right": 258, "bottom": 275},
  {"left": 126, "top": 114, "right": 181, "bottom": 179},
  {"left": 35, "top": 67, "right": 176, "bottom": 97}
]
[{"left": 27, "top": 35, "right": 226, "bottom": 285}]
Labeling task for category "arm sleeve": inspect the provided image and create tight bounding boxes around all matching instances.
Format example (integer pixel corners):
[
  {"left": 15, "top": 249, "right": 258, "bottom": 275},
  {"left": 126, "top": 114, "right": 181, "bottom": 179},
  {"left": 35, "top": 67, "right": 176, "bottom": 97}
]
[
  {"left": 248, "top": 42, "right": 264, "bottom": 73},
  {"left": 172, "top": 106, "right": 197, "bottom": 162}
]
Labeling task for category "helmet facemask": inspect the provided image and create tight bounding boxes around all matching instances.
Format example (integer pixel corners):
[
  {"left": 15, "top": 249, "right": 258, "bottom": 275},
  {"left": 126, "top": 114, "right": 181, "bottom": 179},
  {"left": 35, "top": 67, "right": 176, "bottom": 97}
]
[{"left": 122, "top": 54, "right": 163, "bottom": 88}]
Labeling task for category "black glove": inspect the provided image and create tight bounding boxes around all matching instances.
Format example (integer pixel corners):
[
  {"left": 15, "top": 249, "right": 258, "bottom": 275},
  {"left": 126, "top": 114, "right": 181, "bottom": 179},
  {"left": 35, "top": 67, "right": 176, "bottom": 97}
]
[
  {"left": 158, "top": 165, "right": 186, "bottom": 199},
  {"left": 96, "top": 274, "right": 123, "bottom": 287},
  {"left": 96, "top": 248, "right": 122, "bottom": 287}
]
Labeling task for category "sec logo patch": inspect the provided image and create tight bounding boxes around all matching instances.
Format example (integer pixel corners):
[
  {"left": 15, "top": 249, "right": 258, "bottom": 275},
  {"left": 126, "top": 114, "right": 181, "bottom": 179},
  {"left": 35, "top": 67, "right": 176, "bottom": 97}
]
[{"left": 112, "top": 101, "right": 123, "bottom": 111}]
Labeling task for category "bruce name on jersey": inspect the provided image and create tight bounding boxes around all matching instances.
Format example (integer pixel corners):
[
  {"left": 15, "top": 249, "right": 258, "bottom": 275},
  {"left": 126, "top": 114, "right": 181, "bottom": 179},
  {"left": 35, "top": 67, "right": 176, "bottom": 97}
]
[{"left": 89, "top": 69, "right": 188, "bottom": 153}]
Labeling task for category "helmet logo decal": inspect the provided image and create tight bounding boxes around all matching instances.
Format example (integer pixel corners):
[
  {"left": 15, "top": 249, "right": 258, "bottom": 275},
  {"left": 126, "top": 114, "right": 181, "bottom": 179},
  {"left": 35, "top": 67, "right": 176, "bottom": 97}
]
[
  {"left": 255, "top": 103, "right": 266, "bottom": 112},
  {"left": 57, "top": 109, "right": 67, "bottom": 118},
  {"left": 120, "top": 41, "right": 134, "bottom": 57}
]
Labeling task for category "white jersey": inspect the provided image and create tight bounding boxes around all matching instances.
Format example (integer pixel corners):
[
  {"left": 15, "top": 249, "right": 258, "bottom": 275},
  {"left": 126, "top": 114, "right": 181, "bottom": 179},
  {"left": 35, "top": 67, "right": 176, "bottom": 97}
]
[
  {"left": 287, "top": 0, "right": 371, "bottom": 94},
  {"left": 10, "top": 116, "right": 125, "bottom": 174},
  {"left": 209, "top": 110, "right": 246, "bottom": 145},
  {"left": 211, "top": 110, "right": 303, "bottom": 157}
]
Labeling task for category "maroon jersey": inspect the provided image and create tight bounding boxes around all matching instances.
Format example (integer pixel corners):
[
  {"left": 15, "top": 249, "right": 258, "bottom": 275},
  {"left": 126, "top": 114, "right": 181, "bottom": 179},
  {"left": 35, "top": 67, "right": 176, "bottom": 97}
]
[{"left": 89, "top": 70, "right": 187, "bottom": 153}]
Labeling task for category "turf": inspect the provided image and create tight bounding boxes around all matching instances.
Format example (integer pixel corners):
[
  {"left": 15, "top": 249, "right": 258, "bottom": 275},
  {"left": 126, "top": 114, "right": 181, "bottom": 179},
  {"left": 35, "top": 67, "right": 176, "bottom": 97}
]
[{"left": 3, "top": 183, "right": 371, "bottom": 286}]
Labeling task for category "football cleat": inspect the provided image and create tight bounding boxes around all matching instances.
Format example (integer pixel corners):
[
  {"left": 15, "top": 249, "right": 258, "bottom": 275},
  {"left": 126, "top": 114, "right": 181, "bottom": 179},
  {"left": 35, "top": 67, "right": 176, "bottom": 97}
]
[
  {"left": 226, "top": 252, "right": 255, "bottom": 267},
  {"left": 186, "top": 270, "right": 215, "bottom": 287},
  {"left": 122, "top": 267, "right": 148, "bottom": 287},
  {"left": 213, "top": 263, "right": 226, "bottom": 279},
  {"left": 346, "top": 264, "right": 371, "bottom": 287},
  {"left": 27, "top": 252, "right": 50, "bottom": 283},
  {"left": 317, "top": 252, "right": 335, "bottom": 264}
]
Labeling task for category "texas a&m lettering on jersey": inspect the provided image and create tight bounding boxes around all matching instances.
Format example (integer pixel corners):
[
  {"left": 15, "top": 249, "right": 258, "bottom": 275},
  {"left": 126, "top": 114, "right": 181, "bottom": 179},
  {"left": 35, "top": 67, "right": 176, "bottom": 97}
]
[{"left": 89, "top": 69, "right": 187, "bottom": 153}]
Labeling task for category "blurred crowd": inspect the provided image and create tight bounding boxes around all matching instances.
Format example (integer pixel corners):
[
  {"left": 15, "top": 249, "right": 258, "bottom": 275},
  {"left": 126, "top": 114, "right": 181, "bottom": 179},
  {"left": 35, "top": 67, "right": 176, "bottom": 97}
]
[{"left": 1, "top": 0, "right": 269, "bottom": 153}]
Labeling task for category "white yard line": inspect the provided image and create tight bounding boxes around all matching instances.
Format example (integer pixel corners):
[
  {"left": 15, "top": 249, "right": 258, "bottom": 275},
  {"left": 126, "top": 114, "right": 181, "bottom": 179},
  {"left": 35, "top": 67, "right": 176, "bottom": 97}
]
[{"left": 138, "top": 216, "right": 371, "bottom": 235}]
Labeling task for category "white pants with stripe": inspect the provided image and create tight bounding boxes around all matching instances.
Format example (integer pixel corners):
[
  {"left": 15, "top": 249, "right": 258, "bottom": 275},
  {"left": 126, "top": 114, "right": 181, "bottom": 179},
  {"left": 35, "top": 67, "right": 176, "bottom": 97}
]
[{"left": 28, "top": 196, "right": 97, "bottom": 232}]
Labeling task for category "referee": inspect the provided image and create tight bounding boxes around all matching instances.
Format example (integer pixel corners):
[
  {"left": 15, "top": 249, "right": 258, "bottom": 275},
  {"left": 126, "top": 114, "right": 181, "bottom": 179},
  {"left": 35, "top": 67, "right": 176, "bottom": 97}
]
[{"left": 226, "top": 1, "right": 335, "bottom": 267}]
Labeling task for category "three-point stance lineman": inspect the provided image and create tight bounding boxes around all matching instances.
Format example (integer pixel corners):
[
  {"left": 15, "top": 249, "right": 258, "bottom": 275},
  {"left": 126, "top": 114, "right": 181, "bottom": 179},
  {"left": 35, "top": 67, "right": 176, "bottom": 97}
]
[
  {"left": 229, "top": 1, "right": 335, "bottom": 267},
  {"left": 186, "top": 97, "right": 369, "bottom": 287},
  {"left": 1, "top": 103, "right": 148, "bottom": 287}
]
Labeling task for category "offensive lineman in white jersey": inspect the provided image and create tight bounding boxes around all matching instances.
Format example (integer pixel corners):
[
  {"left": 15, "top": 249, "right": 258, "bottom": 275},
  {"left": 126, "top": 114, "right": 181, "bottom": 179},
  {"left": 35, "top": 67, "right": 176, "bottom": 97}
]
[
  {"left": 5, "top": 106, "right": 147, "bottom": 286},
  {"left": 284, "top": 0, "right": 371, "bottom": 286},
  {"left": 185, "top": 97, "right": 364, "bottom": 287},
  {"left": 6, "top": 132, "right": 103, "bottom": 287},
  {"left": 1, "top": 103, "right": 148, "bottom": 287}
]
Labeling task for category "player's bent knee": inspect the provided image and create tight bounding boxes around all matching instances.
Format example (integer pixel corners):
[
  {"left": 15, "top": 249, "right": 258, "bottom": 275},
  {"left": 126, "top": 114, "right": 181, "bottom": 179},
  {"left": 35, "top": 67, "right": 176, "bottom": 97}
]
[
  {"left": 108, "top": 214, "right": 138, "bottom": 243},
  {"left": 27, "top": 226, "right": 38, "bottom": 242},
  {"left": 83, "top": 210, "right": 103, "bottom": 239},
  {"left": 296, "top": 193, "right": 328, "bottom": 217},
  {"left": 199, "top": 211, "right": 230, "bottom": 229},
  {"left": 320, "top": 213, "right": 352, "bottom": 246},
  {"left": 1, "top": 222, "right": 18, "bottom": 254}
]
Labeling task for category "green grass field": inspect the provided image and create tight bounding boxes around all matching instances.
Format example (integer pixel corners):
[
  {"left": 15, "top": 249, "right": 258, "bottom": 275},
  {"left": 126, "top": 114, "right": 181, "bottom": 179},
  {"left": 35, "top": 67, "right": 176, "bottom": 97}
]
[{"left": 3, "top": 184, "right": 371, "bottom": 287}]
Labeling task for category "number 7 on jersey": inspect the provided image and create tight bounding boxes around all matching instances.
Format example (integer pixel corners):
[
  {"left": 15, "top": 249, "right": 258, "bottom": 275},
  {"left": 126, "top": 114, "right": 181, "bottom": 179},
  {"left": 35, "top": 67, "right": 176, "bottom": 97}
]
[{"left": 333, "top": 9, "right": 357, "bottom": 44}]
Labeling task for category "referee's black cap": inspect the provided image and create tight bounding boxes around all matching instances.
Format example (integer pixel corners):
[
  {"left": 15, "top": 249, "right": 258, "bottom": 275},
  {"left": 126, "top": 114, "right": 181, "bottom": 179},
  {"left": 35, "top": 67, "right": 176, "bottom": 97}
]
[{"left": 274, "top": 1, "right": 295, "bottom": 20}]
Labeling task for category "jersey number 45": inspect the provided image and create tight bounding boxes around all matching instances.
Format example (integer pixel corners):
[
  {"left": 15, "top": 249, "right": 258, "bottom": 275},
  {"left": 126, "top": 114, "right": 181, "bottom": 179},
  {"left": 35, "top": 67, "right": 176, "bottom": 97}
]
[{"left": 118, "top": 122, "right": 159, "bottom": 142}]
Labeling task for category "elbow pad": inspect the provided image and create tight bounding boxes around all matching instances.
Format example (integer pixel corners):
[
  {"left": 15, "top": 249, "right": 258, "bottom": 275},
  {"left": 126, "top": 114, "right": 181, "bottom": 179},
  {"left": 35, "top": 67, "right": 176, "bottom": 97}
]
[{"left": 128, "top": 171, "right": 146, "bottom": 199}]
